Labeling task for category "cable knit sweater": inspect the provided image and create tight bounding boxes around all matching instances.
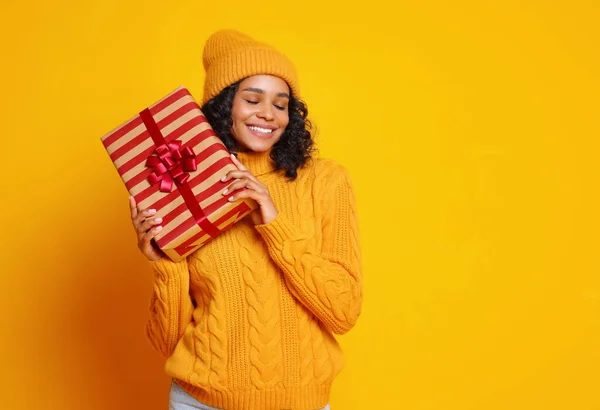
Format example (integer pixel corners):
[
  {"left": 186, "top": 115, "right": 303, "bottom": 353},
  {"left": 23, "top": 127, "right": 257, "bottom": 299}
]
[{"left": 145, "top": 149, "right": 362, "bottom": 410}]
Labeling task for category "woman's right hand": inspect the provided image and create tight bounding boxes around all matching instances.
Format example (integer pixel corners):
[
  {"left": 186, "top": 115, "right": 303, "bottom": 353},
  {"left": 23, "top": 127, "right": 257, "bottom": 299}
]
[{"left": 129, "top": 196, "right": 164, "bottom": 261}]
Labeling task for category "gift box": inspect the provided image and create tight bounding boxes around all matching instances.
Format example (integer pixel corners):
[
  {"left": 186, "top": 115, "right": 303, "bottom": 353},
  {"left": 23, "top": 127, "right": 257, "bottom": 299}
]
[{"left": 101, "top": 86, "right": 257, "bottom": 262}]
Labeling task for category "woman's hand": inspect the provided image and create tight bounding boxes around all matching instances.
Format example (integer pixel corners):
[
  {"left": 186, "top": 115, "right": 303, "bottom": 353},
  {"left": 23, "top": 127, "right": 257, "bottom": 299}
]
[
  {"left": 129, "top": 196, "right": 165, "bottom": 261},
  {"left": 221, "top": 153, "right": 279, "bottom": 225}
]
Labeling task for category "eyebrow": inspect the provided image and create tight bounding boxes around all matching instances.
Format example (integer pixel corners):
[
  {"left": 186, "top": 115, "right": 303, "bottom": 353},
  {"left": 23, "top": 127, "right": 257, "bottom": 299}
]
[{"left": 241, "top": 87, "right": 290, "bottom": 99}]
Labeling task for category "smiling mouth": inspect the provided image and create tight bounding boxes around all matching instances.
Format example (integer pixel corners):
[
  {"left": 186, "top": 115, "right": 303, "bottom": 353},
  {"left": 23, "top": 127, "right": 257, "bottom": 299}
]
[
  {"left": 247, "top": 125, "right": 275, "bottom": 133},
  {"left": 246, "top": 125, "right": 277, "bottom": 138}
]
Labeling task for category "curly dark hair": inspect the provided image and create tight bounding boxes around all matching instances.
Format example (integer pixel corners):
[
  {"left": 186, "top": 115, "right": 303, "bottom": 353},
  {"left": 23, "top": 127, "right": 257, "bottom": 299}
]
[{"left": 201, "top": 80, "right": 316, "bottom": 180}]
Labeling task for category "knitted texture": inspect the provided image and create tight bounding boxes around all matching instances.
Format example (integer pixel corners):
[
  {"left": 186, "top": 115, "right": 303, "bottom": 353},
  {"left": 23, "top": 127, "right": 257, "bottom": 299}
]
[
  {"left": 202, "top": 29, "right": 300, "bottom": 104},
  {"left": 146, "top": 150, "right": 362, "bottom": 410}
]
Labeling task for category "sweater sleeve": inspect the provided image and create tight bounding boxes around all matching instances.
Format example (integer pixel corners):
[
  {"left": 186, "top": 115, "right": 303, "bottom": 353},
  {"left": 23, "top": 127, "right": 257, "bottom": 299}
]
[
  {"left": 145, "top": 257, "right": 194, "bottom": 358},
  {"left": 254, "top": 166, "right": 363, "bottom": 334}
]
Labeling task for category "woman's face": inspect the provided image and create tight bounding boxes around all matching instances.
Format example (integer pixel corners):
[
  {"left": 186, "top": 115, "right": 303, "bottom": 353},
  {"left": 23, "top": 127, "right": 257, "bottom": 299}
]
[{"left": 230, "top": 75, "right": 290, "bottom": 152}]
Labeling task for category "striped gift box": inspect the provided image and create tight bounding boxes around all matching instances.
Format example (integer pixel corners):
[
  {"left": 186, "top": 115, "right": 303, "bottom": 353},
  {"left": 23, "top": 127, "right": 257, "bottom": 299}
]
[{"left": 101, "top": 86, "right": 257, "bottom": 262}]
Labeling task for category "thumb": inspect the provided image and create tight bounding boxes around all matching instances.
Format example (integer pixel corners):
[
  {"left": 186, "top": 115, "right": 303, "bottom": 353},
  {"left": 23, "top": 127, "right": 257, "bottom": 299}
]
[{"left": 231, "top": 153, "right": 248, "bottom": 171}]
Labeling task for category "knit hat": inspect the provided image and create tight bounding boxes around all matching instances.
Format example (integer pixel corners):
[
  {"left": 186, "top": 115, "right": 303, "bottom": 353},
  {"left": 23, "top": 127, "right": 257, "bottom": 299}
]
[{"left": 201, "top": 29, "right": 300, "bottom": 105}]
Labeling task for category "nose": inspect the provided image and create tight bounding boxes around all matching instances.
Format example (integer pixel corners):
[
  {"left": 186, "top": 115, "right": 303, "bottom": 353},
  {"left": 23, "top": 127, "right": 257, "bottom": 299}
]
[{"left": 256, "top": 104, "right": 274, "bottom": 121}]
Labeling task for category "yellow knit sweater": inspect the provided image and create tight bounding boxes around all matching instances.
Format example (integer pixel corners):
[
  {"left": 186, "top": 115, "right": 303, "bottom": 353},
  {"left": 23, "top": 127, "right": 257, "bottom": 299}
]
[{"left": 145, "top": 149, "right": 362, "bottom": 410}]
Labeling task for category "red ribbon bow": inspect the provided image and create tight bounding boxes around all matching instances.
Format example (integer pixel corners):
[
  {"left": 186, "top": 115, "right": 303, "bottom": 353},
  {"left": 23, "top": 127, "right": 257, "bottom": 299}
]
[{"left": 146, "top": 140, "right": 197, "bottom": 192}]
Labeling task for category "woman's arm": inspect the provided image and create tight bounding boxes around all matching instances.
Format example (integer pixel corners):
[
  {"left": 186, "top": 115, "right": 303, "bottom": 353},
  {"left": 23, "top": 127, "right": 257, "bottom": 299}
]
[
  {"left": 255, "top": 165, "right": 363, "bottom": 334},
  {"left": 128, "top": 196, "right": 194, "bottom": 358},
  {"left": 145, "top": 258, "right": 194, "bottom": 358}
]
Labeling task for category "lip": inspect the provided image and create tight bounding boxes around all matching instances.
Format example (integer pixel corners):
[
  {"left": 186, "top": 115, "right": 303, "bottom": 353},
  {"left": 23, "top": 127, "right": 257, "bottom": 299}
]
[
  {"left": 246, "top": 123, "right": 278, "bottom": 130},
  {"left": 246, "top": 124, "right": 278, "bottom": 139}
]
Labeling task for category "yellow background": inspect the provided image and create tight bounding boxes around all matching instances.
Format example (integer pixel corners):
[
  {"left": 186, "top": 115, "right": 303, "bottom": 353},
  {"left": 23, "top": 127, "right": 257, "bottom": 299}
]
[{"left": 1, "top": 0, "right": 598, "bottom": 409}]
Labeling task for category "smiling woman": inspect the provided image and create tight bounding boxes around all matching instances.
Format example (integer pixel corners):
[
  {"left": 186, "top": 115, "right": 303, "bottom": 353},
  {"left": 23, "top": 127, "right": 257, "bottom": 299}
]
[
  {"left": 226, "top": 76, "right": 291, "bottom": 151},
  {"left": 129, "top": 29, "right": 363, "bottom": 410},
  {"left": 202, "top": 75, "right": 315, "bottom": 181}
]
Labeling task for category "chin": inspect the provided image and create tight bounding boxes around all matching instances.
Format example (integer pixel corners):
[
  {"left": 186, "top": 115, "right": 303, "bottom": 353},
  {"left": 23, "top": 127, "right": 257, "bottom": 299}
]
[
  {"left": 240, "top": 136, "right": 279, "bottom": 153},
  {"left": 245, "top": 143, "right": 274, "bottom": 153}
]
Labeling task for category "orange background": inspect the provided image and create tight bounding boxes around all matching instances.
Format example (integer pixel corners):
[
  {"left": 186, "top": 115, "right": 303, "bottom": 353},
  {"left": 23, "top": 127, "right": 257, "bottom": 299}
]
[{"left": 1, "top": 1, "right": 599, "bottom": 409}]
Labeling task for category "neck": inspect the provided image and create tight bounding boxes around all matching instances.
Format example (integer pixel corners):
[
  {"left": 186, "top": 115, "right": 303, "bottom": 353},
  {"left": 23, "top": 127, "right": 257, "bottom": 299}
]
[{"left": 234, "top": 149, "right": 277, "bottom": 176}]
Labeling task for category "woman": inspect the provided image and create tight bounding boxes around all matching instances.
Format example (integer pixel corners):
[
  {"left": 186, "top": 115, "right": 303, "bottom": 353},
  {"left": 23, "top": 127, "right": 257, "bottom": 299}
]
[{"left": 129, "top": 29, "right": 363, "bottom": 410}]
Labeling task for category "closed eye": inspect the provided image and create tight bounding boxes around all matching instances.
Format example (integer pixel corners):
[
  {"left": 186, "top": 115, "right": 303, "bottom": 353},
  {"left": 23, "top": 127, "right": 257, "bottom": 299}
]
[
  {"left": 245, "top": 100, "right": 258, "bottom": 105},
  {"left": 274, "top": 105, "right": 286, "bottom": 111}
]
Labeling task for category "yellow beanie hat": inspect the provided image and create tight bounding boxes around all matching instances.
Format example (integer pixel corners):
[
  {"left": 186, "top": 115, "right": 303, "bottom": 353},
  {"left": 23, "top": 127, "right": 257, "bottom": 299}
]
[{"left": 201, "top": 29, "right": 300, "bottom": 105}]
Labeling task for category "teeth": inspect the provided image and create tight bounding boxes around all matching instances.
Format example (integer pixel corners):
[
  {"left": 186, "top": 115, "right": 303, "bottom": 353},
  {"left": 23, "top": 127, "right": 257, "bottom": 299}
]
[{"left": 248, "top": 126, "right": 273, "bottom": 133}]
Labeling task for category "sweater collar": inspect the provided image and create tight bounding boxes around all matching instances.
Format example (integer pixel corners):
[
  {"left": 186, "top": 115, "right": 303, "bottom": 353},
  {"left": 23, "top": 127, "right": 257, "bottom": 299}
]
[{"left": 234, "top": 149, "right": 277, "bottom": 176}]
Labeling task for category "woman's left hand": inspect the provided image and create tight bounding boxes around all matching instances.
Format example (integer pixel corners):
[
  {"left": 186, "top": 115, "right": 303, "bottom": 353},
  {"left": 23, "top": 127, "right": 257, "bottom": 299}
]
[{"left": 221, "top": 153, "right": 279, "bottom": 225}]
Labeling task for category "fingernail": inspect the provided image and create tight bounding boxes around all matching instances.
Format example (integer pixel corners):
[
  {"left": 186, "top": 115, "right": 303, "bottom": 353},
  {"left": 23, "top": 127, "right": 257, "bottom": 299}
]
[
  {"left": 228, "top": 196, "right": 234, "bottom": 202},
  {"left": 222, "top": 189, "right": 228, "bottom": 195},
  {"left": 154, "top": 218, "right": 162, "bottom": 223},
  {"left": 148, "top": 209, "right": 156, "bottom": 214},
  {"left": 155, "top": 226, "right": 162, "bottom": 231},
  {"left": 221, "top": 175, "right": 226, "bottom": 182}
]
